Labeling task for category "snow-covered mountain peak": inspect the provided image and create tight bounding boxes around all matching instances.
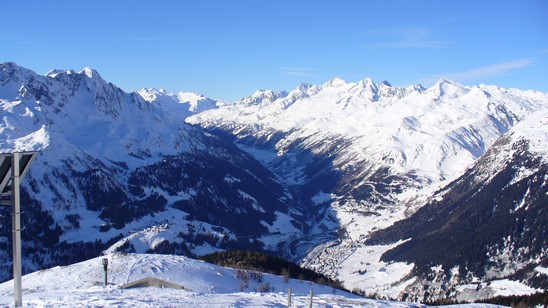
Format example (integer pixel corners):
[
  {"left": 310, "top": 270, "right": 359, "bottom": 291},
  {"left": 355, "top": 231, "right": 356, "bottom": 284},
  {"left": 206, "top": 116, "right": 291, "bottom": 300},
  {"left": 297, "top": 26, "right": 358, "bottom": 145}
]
[
  {"left": 380, "top": 80, "right": 392, "bottom": 87},
  {"left": 252, "top": 89, "right": 287, "bottom": 100},
  {"left": 237, "top": 89, "right": 289, "bottom": 107},
  {"left": 176, "top": 91, "right": 206, "bottom": 103},
  {"left": 45, "top": 68, "right": 65, "bottom": 78},
  {"left": 323, "top": 77, "right": 348, "bottom": 88},
  {"left": 43, "top": 66, "right": 105, "bottom": 85},
  {"left": 41, "top": 65, "right": 111, "bottom": 98},
  {"left": 405, "top": 84, "right": 426, "bottom": 93},
  {"left": 428, "top": 77, "right": 469, "bottom": 98},
  {"left": 298, "top": 82, "right": 314, "bottom": 92},
  {"left": 317, "top": 77, "right": 410, "bottom": 102},
  {"left": 137, "top": 87, "right": 174, "bottom": 102},
  {"left": 177, "top": 91, "right": 221, "bottom": 113},
  {"left": 0, "top": 62, "right": 31, "bottom": 76},
  {"left": 352, "top": 77, "right": 381, "bottom": 97},
  {"left": 136, "top": 88, "right": 221, "bottom": 114},
  {"left": 190, "top": 75, "right": 548, "bottom": 189},
  {"left": 0, "top": 62, "right": 39, "bottom": 90},
  {"left": 435, "top": 77, "right": 459, "bottom": 85},
  {"left": 358, "top": 77, "right": 375, "bottom": 85},
  {"left": 354, "top": 77, "right": 376, "bottom": 88},
  {"left": 288, "top": 83, "right": 313, "bottom": 98},
  {"left": 80, "top": 67, "right": 99, "bottom": 79},
  {"left": 1, "top": 64, "right": 211, "bottom": 164},
  {"left": 73, "top": 67, "right": 107, "bottom": 87},
  {"left": 0, "top": 61, "right": 19, "bottom": 70}
]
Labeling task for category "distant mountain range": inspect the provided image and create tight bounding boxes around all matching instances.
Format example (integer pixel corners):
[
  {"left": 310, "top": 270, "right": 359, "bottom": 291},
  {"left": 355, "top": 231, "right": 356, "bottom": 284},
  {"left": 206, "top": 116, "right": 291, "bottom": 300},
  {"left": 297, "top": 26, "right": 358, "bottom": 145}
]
[{"left": 1, "top": 62, "right": 546, "bottom": 302}]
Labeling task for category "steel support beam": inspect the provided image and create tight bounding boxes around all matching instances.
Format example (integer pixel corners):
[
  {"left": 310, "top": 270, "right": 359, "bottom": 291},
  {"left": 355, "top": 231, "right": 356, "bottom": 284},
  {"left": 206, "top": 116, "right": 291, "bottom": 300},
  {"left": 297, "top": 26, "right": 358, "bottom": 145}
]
[
  {"left": 0, "top": 151, "right": 37, "bottom": 307},
  {"left": 12, "top": 152, "right": 22, "bottom": 307}
]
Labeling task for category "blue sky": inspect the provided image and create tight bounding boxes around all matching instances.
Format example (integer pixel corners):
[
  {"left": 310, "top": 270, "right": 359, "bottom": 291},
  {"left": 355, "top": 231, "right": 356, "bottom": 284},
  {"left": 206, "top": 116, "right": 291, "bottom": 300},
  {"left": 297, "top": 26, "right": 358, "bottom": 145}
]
[{"left": 2, "top": 0, "right": 547, "bottom": 101}]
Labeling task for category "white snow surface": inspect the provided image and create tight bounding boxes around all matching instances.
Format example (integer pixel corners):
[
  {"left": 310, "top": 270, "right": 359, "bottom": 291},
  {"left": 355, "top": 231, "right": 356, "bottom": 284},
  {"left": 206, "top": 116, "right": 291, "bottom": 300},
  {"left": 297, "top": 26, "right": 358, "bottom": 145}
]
[
  {"left": 1, "top": 70, "right": 196, "bottom": 166},
  {"left": 0, "top": 253, "right": 504, "bottom": 307},
  {"left": 457, "top": 279, "right": 541, "bottom": 298},
  {"left": 0, "top": 64, "right": 230, "bottom": 249},
  {"left": 466, "top": 109, "right": 548, "bottom": 189},
  {"left": 1, "top": 63, "right": 547, "bottom": 302},
  {"left": 188, "top": 78, "right": 548, "bottom": 184},
  {"left": 506, "top": 110, "right": 548, "bottom": 159},
  {"left": 535, "top": 266, "right": 548, "bottom": 276},
  {"left": 336, "top": 242, "right": 416, "bottom": 299},
  {"left": 187, "top": 77, "right": 548, "bottom": 300},
  {"left": 137, "top": 88, "right": 222, "bottom": 115}
]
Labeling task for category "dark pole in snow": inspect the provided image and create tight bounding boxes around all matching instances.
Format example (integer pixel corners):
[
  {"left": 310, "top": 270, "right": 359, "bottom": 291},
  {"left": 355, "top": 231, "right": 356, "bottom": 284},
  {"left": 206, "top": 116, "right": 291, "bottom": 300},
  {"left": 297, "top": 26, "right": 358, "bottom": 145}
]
[
  {"left": 287, "top": 287, "right": 291, "bottom": 307},
  {"left": 102, "top": 258, "right": 108, "bottom": 286}
]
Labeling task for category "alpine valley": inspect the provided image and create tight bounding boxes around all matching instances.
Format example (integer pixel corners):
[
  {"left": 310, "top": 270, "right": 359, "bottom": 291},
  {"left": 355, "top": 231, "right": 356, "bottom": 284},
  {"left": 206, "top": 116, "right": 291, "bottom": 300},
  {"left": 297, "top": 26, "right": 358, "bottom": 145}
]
[{"left": 1, "top": 62, "right": 546, "bottom": 302}]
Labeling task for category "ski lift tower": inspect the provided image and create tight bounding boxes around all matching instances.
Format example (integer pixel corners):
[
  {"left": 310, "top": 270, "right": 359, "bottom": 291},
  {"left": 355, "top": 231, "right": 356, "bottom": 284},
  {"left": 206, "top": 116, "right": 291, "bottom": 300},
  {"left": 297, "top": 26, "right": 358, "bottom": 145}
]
[{"left": 0, "top": 151, "right": 38, "bottom": 308}]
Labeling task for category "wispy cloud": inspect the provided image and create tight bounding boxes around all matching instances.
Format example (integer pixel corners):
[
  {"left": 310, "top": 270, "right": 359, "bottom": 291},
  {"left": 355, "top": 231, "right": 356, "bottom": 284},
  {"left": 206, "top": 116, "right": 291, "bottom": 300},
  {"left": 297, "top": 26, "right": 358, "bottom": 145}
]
[
  {"left": 280, "top": 67, "right": 322, "bottom": 77},
  {"left": 364, "top": 27, "right": 449, "bottom": 49},
  {"left": 447, "top": 59, "right": 533, "bottom": 80},
  {"left": 420, "top": 58, "right": 534, "bottom": 85}
]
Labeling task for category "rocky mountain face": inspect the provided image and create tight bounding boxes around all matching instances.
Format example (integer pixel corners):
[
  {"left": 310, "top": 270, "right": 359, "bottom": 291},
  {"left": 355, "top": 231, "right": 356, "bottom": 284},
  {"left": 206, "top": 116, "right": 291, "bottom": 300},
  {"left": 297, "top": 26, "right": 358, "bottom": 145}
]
[
  {"left": 0, "top": 62, "right": 295, "bottom": 282},
  {"left": 187, "top": 77, "right": 548, "bottom": 300},
  {"left": 367, "top": 111, "right": 548, "bottom": 301},
  {"left": 1, "top": 62, "right": 547, "bottom": 301},
  {"left": 188, "top": 77, "right": 546, "bottom": 246}
]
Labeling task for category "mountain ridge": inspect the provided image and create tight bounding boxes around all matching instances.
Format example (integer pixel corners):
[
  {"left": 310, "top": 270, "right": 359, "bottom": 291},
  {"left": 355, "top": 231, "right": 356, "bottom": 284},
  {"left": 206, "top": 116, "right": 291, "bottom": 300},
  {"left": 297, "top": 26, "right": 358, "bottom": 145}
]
[
  {"left": 1, "top": 62, "right": 547, "bottom": 302},
  {"left": 187, "top": 70, "right": 547, "bottom": 300},
  {"left": 0, "top": 62, "right": 297, "bottom": 282},
  {"left": 365, "top": 110, "right": 548, "bottom": 301}
]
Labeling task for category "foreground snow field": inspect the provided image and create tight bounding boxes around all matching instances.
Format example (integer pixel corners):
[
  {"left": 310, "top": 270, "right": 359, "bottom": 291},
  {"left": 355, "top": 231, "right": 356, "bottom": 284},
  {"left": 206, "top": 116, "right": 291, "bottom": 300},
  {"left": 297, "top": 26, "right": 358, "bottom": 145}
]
[{"left": 0, "top": 253, "right": 503, "bottom": 307}]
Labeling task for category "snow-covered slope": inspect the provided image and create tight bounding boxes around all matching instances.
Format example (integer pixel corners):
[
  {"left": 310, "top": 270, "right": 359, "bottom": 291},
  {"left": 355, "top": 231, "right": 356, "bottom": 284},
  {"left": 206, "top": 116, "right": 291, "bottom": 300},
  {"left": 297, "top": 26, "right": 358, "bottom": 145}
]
[
  {"left": 187, "top": 77, "right": 548, "bottom": 299},
  {"left": 0, "top": 252, "right": 502, "bottom": 307},
  {"left": 366, "top": 110, "right": 548, "bottom": 302},
  {"left": 188, "top": 77, "right": 545, "bottom": 183},
  {"left": 137, "top": 88, "right": 222, "bottom": 115},
  {"left": 327, "top": 110, "right": 548, "bottom": 301},
  {"left": 1, "top": 62, "right": 547, "bottom": 303},
  {"left": 188, "top": 78, "right": 547, "bottom": 236},
  {"left": 0, "top": 62, "right": 293, "bottom": 281}
]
